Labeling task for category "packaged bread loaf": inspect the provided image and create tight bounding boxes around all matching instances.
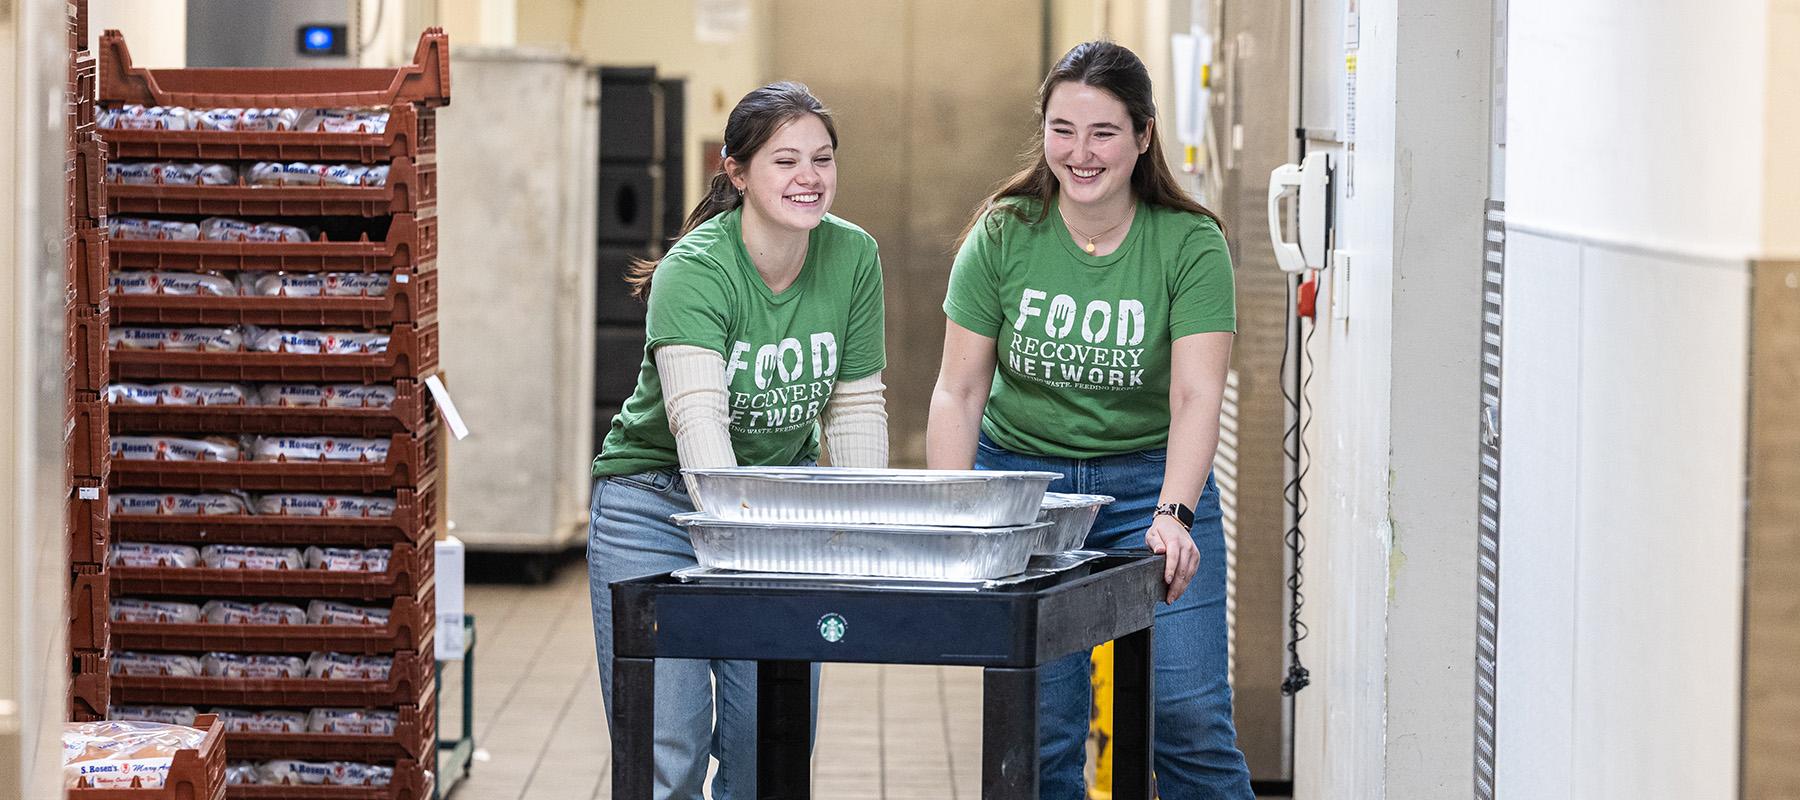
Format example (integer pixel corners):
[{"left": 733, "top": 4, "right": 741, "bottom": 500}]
[
  {"left": 201, "top": 600, "right": 306, "bottom": 626},
  {"left": 203, "top": 652, "right": 306, "bottom": 679},
  {"left": 108, "top": 705, "right": 199, "bottom": 726},
  {"left": 213, "top": 708, "right": 306, "bottom": 733},
  {"left": 110, "top": 217, "right": 201, "bottom": 241},
  {"left": 255, "top": 493, "right": 398, "bottom": 517},
  {"left": 110, "top": 542, "right": 200, "bottom": 568},
  {"left": 110, "top": 598, "right": 202, "bottom": 624},
  {"left": 111, "top": 435, "right": 241, "bottom": 462},
  {"left": 200, "top": 544, "right": 303, "bottom": 570},
  {"left": 61, "top": 719, "right": 207, "bottom": 789},
  {"left": 304, "top": 547, "right": 391, "bottom": 572},
  {"left": 305, "top": 652, "right": 392, "bottom": 681},
  {"left": 109, "top": 652, "right": 203, "bottom": 678},
  {"left": 306, "top": 600, "right": 391, "bottom": 627},
  {"left": 104, "top": 381, "right": 251, "bottom": 406}
]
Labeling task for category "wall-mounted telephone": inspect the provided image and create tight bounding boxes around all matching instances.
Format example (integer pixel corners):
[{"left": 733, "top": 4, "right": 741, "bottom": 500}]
[{"left": 1267, "top": 151, "right": 1332, "bottom": 272}]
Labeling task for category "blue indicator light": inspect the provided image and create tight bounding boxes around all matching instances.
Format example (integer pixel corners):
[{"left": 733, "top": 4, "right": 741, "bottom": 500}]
[{"left": 303, "top": 27, "right": 334, "bottom": 51}]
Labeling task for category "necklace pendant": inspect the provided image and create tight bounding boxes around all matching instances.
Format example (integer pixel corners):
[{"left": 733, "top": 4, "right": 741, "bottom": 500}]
[{"left": 1084, "top": 241, "right": 1097, "bottom": 254}]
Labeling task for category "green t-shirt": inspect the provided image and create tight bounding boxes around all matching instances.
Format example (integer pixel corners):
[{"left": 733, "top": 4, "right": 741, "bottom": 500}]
[
  {"left": 593, "top": 208, "right": 886, "bottom": 476},
  {"left": 942, "top": 198, "right": 1235, "bottom": 459}
]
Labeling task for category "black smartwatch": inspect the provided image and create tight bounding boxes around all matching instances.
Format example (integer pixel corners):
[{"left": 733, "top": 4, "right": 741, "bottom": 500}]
[{"left": 1154, "top": 502, "right": 1195, "bottom": 531}]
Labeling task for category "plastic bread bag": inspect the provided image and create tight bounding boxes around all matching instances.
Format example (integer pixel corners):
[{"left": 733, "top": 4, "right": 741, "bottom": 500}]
[
  {"left": 158, "top": 162, "right": 237, "bottom": 185},
  {"left": 199, "top": 544, "right": 303, "bottom": 570},
  {"left": 109, "top": 217, "right": 200, "bottom": 241},
  {"left": 246, "top": 272, "right": 328, "bottom": 297},
  {"left": 255, "top": 222, "right": 313, "bottom": 242},
  {"left": 305, "top": 708, "right": 399, "bottom": 735},
  {"left": 102, "top": 381, "right": 251, "bottom": 406},
  {"left": 303, "top": 547, "right": 392, "bottom": 572},
  {"left": 202, "top": 652, "right": 306, "bottom": 679},
  {"left": 61, "top": 719, "right": 208, "bottom": 789},
  {"left": 257, "top": 384, "right": 329, "bottom": 406},
  {"left": 257, "top": 760, "right": 333, "bottom": 786},
  {"left": 171, "top": 492, "right": 252, "bottom": 515},
  {"left": 346, "top": 763, "right": 394, "bottom": 786},
  {"left": 248, "top": 161, "right": 325, "bottom": 186},
  {"left": 212, "top": 708, "right": 307, "bottom": 733},
  {"left": 109, "top": 652, "right": 204, "bottom": 677},
  {"left": 324, "top": 384, "right": 397, "bottom": 408},
  {"left": 255, "top": 493, "right": 398, "bottom": 518},
  {"left": 192, "top": 107, "right": 246, "bottom": 130},
  {"left": 362, "top": 164, "right": 390, "bottom": 186},
  {"left": 109, "top": 542, "right": 200, "bottom": 568},
  {"left": 324, "top": 272, "right": 391, "bottom": 297},
  {"left": 322, "top": 164, "right": 371, "bottom": 186},
  {"left": 198, "top": 216, "right": 260, "bottom": 241},
  {"left": 305, "top": 652, "right": 392, "bottom": 681},
  {"left": 106, "top": 162, "right": 166, "bottom": 185},
  {"left": 244, "top": 326, "right": 388, "bottom": 355},
  {"left": 239, "top": 107, "right": 300, "bottom": 131},
  {"left": 108, "top": 705, "right": 199, "bottom": 727},
  {"left": 201, "top": 600, "right": 306, "bottom": 626},
  {"left": 109, "top": 598, "right": 202, "bottom": 624},
  {"left": 252, "top": 436, "right": 389, "bottom": 463},
  {"left": 305, "top": 600, "right": 391, "bottom": 627},
  {"left": 297, "top": 108, "right": 389, "bottom": 134},
  {"left": 110, "top": 492, "right": 174, "bottom": 516},
  {"left": 110, "top": 270, "right": 237, "bottom": 297},
  {"left": 225, "top": 761, "right": 261, "bottom": 786},
  {"left": 102, "top": 105, "right": 193, "bottom": 131},
  {"left": 108, "top": 326, "right": 242, "bottom": 352},
  {"left": 111, "top": 435, "right": 242, "bottom": 462}
]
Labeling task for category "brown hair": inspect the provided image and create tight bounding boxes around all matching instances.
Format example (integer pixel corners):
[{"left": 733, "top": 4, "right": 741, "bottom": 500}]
[
  {"left": 627, "top": 81, "right": 838, "bottom": 301},
  {"left": 958, "top": 41, "right": 1223, "bottom": 248}
]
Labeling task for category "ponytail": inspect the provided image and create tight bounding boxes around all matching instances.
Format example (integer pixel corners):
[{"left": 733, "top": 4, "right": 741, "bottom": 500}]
[
  {"left": 624, "top": 81, "right": 837, "bottom": 303},
  {"left": 624, "top": 170, "right": 742, "bottom": 302}
]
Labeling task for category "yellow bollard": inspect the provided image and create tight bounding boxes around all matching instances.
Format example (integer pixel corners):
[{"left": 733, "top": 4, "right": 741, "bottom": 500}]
[{"left": 1088, "top": 641, "right": 1115, "bottom": 800}]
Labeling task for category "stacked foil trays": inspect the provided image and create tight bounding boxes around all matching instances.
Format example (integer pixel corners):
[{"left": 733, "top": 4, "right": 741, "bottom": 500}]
[{"left": 676, "top": 468, "right": 1113, "bottom": 581}]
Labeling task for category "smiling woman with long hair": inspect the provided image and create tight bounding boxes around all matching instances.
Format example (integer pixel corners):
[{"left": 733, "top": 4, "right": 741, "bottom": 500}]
[
  {"left": 927, "top": 42, "right": 1249, "bottom": 799},
  {"left": 588, "top": 81, "right": 888, "bottom": 800}
]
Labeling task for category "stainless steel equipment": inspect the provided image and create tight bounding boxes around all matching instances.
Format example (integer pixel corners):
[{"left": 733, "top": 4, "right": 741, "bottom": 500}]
[
  {"left": 672, "top": 514, "right": 1048, "bottom": 580},
  {"left": 680, "top": 467, "right": 1059, "bottom": 527}
]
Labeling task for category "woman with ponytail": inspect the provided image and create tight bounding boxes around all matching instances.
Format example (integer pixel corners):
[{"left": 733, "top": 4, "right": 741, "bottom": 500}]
[
  {"left": 588, "top": 81, "right": 887, "bottom": 800},
  {"left": 928, "top": 42, "right": 1249, "bottom": 798}
]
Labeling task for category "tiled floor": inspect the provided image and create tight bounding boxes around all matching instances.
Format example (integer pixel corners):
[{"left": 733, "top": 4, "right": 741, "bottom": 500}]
[{"left": 438, "top": 555, "right": 984, "bottom": 799}]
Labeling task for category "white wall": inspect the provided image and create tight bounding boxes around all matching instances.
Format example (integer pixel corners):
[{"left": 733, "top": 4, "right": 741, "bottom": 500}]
[
  {"left": 1505, "top": 0, "right": 1766, "bottom": 256},
  {"left": 1497, "top": 0, "right": 1767, "bottom": 796},
  {"left": 88, "top": 0, "right": 185, "bottom": 67}
]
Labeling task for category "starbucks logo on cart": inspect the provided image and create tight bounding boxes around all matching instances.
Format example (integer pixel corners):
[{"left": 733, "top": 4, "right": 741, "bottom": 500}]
[{"left": 818, "top": 613, "right": 848, "bottom": 643}]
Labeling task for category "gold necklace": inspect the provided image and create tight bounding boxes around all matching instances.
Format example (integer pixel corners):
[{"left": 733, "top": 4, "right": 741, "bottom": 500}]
[{"left": 1063, "top": 210, "right": 1131, "bottom": 254}]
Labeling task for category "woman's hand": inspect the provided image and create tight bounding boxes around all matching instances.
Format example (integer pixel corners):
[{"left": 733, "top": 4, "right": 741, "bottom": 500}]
[{"left": 1145, "top": 514, "right": 1200, "bottom": 603}]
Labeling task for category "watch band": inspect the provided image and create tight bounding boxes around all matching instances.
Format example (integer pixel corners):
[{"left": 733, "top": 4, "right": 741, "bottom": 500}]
[{"left": 1155, "top": 502, "right": 1195, "bottom": 531}]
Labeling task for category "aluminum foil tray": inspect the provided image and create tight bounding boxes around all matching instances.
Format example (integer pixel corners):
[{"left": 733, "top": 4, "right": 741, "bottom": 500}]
[
  {"left": 1032, "top": 493, "right": 1116, "bottom": 554},
  {"left": 672, "top": 513, "right": 1049, "bottom": 580},
  {"left": 669, "top": 551, "right": 1108, "bottom": 591},
  {"left": 681, "top": 467, "right": 1061, "bottom": 527}
]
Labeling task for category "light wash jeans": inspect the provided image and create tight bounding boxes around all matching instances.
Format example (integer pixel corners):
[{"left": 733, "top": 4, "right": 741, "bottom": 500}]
[
  {"left": 587, "top": 469, "right": 818, "bottom": 800},
  {"left": 975, "top": 432, "right": 1253, "bottom": 800}
]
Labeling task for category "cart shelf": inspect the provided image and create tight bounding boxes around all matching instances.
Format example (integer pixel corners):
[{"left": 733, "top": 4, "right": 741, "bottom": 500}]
[
  {"left": 109, "top": 539, "right": 434, "bottom": 602},
  {"left": 100, "top": 29, "right": 450, "bottom": 109},
  {"left": 225, "top": 760, "right": 430, "bottom": 800},
  {"left": 111, "top": 321, "right": 438, "bottom": 384},
  {"left": 109, "top": 379, "right": 436, "bottom": 438},
  {"left": 112, "top": 595, "right": 430, "bottom": 655},
  {"left": 111, "top": 484, "right": 438, "bottom": 550},
  {"left": 108, "top": 426, "right": 438, "bottom": 494},
  {"left": 106, "top": 157, "right": 434, "bottom": 218},
  {"left": 103, "top": 103, "right": 435, "bottom": 164},
  {"left": 109, "top": 214, "right": 435, "bottom": 274},
  {"left": 224, "top": 688, "right": 435, "bottom": 762},
  {"left": 111, "top": 647, "right": 433, "bottom": 708}
]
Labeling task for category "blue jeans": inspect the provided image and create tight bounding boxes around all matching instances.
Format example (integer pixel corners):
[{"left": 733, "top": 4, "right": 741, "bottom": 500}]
[
  {"left": 587, "top": 469, "right": 818, "bottom": 800},
  {"left": 976, "top": 433, "right": 1253, "bottom": 800}
]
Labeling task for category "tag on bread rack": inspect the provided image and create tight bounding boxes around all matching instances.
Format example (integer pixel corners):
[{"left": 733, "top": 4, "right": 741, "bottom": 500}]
[{"left": 424, "top": 373, "right": 470, "bottom": 440}]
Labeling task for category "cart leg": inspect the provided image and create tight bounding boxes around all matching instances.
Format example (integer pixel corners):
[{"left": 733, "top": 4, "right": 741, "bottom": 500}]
[
  {"left": 1112, "top": 628, "right": 1155, "bottom": 800},
  {"left": 982, "top": 665, "right": 1041, "bottom": 800},
  {"left": 613, "top": 656, "right": 656, "bottom": 800},
  {"left": 757, "top": 659, "right": 813, "bottom": 799}
]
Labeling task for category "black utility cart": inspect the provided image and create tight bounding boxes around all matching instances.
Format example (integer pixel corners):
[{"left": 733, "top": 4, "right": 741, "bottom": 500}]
[{"left": 610, "top": 551, "right": 1167, "bottom": 800}]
